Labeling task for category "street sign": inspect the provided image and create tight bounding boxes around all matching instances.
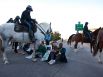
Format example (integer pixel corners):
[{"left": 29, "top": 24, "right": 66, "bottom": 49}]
[{"left": 75, "top": 22, "right": 83, "bottom": 31}]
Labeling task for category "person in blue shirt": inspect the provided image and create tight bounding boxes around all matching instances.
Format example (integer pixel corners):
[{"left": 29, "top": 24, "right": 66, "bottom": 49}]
[
  {"left": 58, "top": 43, "right": 67, "bottom": 63},
  {"left": 45, "top": 30, "right": 51, "bottom": 45}
]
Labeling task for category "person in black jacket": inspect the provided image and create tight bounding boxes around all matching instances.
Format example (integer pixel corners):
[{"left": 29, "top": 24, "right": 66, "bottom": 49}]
[
  {"left": 7, "top": 18, "right": 14, "bottom": 23},
  {"left": 83, "top": 22, "right": 92, "bottom": 41},
  {"left": 14, "top": 16, "right": 20, "bottom": 24},
  {"left": 20, "top": 5, "right": 35, "bottom": 42}
]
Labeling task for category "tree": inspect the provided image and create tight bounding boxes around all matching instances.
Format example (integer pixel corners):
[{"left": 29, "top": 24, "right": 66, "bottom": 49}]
[{"left": 51, "top": 31, "right": 61, "bottom": 41}]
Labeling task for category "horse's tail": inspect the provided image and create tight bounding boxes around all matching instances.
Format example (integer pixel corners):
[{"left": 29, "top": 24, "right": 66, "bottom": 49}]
[
  {"left": 67, "top": 36, "right": 72, "bottom": 45},
  {"left": 67, "top": 38, "right": 70, "bottom": 45},
  {"left": 67, "top": 34, "right": 75, "bottom": 45}
]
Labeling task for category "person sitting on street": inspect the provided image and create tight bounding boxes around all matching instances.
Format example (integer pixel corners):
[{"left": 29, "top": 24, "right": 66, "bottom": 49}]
[
  {"left": 57, "top": 43, "right": 67, "bottom": 63},
  {"left": 35, "top": 41, "right": 46, "bottom": 58}
]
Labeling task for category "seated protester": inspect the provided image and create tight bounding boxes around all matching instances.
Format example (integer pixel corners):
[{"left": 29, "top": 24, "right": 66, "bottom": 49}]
[
  {"left": 58, "top": 43, "right": 67, "bottom": 63},
  {"left": 52, "top": 40, "right": 59, "bottom": 48},
  {"left": 36, "top": 41, "right": 46, "bottom": 57},
  {"left": 41, "top": 45, "right": 52, "bottom": 61},
  {"left": 23, "top": 43, "right": 33, "bottom": 55},
  {"left": 48, "top": 46, "right": 58, "bottom": 65}
]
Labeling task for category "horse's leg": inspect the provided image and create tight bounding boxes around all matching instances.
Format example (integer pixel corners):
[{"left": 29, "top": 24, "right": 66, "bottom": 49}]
[
  {"left": 74, "top": 42, "right": 78, "bottom": 49},
  {"left": 2, "top": 40, "right": 9, "bottom": 64},
  {"left": 14, "top": 42, "right": 18, "bottom": 53},
  {"left": 98, "top": 49, "right": 102, "bottom": 64},
  {"left": 31, "top": 50, "right": 37, "bottom": 62},
  {"left": 2, "top": 50, "right": 9, "bottom": 64},
  {"left": 31, "top": 43, "right": 37, "bottom": 62},
  {"left": 79, "top": 41, "right": 83, "bottom": 48},
  {"left": 80, "top": 37, "right": 84, "bottom": 48},
  {"left": 0, "top": 40, "right": 8, "bottom": 64},
  {"left": 90, "top": 43, "right": 92, "bottom": 53},
  {"left": 74, "top": 42, "right": 78, "bottom": 52}
]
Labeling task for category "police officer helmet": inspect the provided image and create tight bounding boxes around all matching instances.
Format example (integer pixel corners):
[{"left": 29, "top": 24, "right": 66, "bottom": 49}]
[
  {"left": 15, "top": 16, "right": 20, "bottom": 19},
  {"left": 26, "top": 5, "right": 33, "bottom": 11},
  {"left": 85, "top": 22, "right": 88, "bottom": 25}
]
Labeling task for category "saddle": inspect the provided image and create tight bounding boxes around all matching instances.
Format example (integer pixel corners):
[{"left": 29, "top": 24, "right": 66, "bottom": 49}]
[
  {"left": 14, "top": 24, "right": 28, "bottom": 32},
  {"left": 14, "top": 23, "right": 37, "bottom": 42},
  {"left": 14, "top": 23, "right": 37, "bottom": 33}
]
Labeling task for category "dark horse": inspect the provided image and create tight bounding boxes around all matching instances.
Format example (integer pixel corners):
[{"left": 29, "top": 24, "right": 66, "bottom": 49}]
[
  {"left": 67, "top": 27, "right": 101, "bottom": 53},
  {"left": 92, "top": 28, "right": 103, "bottom": 63}
]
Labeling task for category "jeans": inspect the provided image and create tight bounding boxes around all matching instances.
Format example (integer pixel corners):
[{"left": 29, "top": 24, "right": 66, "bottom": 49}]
[
  {"left": 22, "top": 21, "right": 34, "bottom": 42},
  {"left": 84, "top": 31, "right": 92, "bottom": 41}
]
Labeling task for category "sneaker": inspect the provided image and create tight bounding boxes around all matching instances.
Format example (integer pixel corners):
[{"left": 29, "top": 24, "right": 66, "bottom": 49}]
[{"left": 48, "top": 60, "right": 55, "bottom": 65}]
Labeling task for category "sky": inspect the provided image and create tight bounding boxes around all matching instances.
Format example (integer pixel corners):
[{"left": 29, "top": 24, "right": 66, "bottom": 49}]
[{"left": 0, "top": 0, "right": 103, "bottom": 39}]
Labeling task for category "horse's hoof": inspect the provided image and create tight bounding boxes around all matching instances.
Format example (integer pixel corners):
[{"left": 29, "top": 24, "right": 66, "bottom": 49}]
[
  {"left": 98, "top": 61, "right": 102, "bottom": 64},
  {"left": 80, "top": 46, "right": 83, "bottom": 49},
  {"left": 74, "top": 49, "right": 78, "bottom": 53},
  {"left": 4, "top": 61, "right": 9, "bottom": 64}
]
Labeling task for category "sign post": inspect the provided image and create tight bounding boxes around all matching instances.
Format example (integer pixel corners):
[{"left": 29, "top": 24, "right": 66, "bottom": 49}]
[{"left": 75, "top": 22, "right": 83, "bottom": 33}]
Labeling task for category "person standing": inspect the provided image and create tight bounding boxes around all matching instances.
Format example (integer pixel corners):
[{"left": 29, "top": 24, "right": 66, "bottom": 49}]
[{"left": 45, "top": 30, "right": 51, "bottom": 45}]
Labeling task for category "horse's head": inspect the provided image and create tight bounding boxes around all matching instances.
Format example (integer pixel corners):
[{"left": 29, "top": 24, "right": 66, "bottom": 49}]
[
  {"left": 35, "top": 22, "right": 52, "bottom": 40},
  {"left": 91, "top": 27, "right": 101, "bottom": 54},
  {"left": 92, "top": 27, "right": 101, "bottom": 38},
  {"left": 91, "top": 27, "right": 101, "bottom": 43}
]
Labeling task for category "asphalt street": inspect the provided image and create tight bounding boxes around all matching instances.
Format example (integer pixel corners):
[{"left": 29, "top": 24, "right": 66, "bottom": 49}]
[{"left": 0, "top": 42, "right": 103, "bottom": 77}]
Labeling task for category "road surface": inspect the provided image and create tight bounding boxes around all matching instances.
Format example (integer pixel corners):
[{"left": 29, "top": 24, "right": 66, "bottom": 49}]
[{"left": 0, "top": 42, "right": 103, "bottom": 77}]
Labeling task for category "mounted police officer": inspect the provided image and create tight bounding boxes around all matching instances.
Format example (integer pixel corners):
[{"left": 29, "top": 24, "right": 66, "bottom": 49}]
[
  {"left": 83, "top": 22, "right": 92, "bottom": 41},
  {"left": 20, "top": 5, "right": 35, "bottom": 42},
  {"left": 7, "top": 18, "right": 14, "bottom": 23},
  {"left": 14, "top": 16, "right": 20, "bottom": 24}
]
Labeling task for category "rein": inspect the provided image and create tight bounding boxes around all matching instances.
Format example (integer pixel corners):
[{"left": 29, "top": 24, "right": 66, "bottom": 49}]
[{"left": 36, "top": 23, "right": 46, "bottom": 35}]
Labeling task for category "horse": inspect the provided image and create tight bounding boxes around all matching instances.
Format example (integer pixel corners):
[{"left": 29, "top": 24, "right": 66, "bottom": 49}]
[
  {"left": 67, "top": 27, "right": 101, "bottom": 53},
  {"left": 0, "top": 22, "right": 51, "bottom": 64},
  {"left": 67, "top": 33, "right": 84, "bottom": 50},
  {"left": 92, "top": 28, "right": 103, "bottom": 63}
]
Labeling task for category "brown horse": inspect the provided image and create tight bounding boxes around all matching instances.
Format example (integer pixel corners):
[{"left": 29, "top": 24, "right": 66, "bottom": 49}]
[
  {"left": 67, "top": 33, "right": 89, "bottom": 48},
  {"left": 67, "top": 27, "right": 101, "bottom": 53},
  {"left": 92, "top": 28, "right": 103, "bottom": 63}
]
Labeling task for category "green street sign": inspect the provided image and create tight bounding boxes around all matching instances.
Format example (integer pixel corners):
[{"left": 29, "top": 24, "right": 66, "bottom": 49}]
[{"left": 75, "top": 22, "right": 83, "bottom": 31}]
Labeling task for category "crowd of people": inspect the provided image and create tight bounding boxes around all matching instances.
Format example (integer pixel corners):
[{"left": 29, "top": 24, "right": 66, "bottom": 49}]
[
  {"left": 6, "top": 5, "right": 92, "bottom": 65},
  {"left": 22, "top": 40, "right": 67, "bottom": 65}
]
